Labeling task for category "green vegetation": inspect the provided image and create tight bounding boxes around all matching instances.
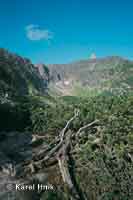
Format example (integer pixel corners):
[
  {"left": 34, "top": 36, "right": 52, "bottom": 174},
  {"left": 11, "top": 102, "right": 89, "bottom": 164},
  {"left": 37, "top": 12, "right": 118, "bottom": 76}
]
[
  {"left": 28, "top": 92, "right": 133, "bottom": 200},
  {"left": 73, "top": 83, "right": 102, "bottom": 98}
]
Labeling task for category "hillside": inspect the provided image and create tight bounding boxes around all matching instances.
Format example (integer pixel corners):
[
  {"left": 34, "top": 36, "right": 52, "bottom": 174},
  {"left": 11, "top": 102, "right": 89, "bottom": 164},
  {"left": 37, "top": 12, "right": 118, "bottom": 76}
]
[
  {"left": 48, "top": 56, "right": 133, "bottom": 96},
  {"left": 0, "top": 49, "right": 49, "bottom": 97}
]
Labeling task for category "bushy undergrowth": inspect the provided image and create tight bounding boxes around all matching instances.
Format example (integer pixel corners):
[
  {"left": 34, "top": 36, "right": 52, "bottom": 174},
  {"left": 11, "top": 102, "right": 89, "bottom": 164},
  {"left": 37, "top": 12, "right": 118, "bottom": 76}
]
[
  {"left": 73, "top": 94, "right": 133, "bottom": 200},
  {"left": 29, "top": 93, "right": 133, "bottom": 200}
]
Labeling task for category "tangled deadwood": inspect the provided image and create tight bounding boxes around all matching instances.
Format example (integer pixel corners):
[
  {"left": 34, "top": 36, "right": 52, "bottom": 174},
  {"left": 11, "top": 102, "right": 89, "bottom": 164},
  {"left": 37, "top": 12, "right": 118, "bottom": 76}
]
[{"left": 13, "top": 109, "right": 99, "bottom": 200}]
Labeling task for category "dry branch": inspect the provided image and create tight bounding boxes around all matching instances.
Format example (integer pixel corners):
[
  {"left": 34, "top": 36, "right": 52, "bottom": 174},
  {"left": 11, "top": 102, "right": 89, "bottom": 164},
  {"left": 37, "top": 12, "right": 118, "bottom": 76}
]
[
  {"left": 33, "top": 109, "right": 80, "bottom": 166},
  {"left": 60, "top": 109, "right": 79, "bottom": 142},
  {"left": 17, "top": 109, "right": 97, "bottom": 200},
  {"left": 76, "top": 119, "right": 99, "bottom": 136}
]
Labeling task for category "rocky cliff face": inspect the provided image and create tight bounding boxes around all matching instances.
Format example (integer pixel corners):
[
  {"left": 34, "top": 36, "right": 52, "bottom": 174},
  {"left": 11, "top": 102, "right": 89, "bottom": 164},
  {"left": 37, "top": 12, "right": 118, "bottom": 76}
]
[
  {"left": 48, "top": 56, "right": 133, "bottom": 95},
  {"left": 0, "top": 49, "right": 49, "bottom": 96},
  {"left": 35, "top": 64, "right": 50, "bottom": 88}
]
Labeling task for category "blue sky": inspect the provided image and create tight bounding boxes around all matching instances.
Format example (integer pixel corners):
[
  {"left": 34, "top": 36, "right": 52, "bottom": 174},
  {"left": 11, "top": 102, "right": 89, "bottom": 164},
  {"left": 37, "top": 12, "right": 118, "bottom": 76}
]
[{"left": 0, "top": 0, "right": 133, "bottom": 63}]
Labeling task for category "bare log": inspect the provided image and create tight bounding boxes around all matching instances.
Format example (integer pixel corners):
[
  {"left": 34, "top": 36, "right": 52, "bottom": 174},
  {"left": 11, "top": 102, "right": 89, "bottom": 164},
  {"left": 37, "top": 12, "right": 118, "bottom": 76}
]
[
  {"left": 32, "top": 140, "right": 59, "bottom": 161},
  {"left": 57, "top": 131, "right": 81, "bottom": 200}
]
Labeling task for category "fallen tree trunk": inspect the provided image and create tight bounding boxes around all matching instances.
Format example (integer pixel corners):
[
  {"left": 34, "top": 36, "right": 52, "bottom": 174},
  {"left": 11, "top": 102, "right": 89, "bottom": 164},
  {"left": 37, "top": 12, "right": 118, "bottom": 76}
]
[{"left": 57, "top": 131, "right": 81, "bottom": 200}]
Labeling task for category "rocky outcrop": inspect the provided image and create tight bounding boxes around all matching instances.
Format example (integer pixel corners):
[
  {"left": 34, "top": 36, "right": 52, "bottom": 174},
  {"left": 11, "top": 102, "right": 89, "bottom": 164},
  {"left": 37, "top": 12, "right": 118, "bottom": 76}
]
[
  {"left": 35, "top": 64, "right": 50, "bottom": 88},
  {"left": 0, "top": 49, "right": 49, "bottom": 96},
  {"left": 0, "top": 131, "right": 32, "bottom": 199},
  {"left": 0, "top": 131, "right": 58, "bottom": 200}
]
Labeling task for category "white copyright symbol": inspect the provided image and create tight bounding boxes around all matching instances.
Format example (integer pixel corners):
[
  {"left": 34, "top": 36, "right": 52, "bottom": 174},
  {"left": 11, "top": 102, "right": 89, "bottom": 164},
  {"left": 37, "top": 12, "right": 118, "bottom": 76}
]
[{"left": 6, "top": 183, "right": 13, "bottom": 191}]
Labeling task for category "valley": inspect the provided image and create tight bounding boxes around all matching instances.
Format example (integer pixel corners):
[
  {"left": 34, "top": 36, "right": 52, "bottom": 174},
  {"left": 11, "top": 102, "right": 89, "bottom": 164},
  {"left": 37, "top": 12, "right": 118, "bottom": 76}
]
[{"left": 0, "top": 49, "right": 132, "bottom": 200}]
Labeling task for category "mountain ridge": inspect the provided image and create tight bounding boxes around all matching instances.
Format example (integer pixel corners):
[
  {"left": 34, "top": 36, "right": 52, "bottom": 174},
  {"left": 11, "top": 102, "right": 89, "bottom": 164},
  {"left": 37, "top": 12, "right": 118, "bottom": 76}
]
[
  {"left": 48, "top": 56, "right": 133, "bottom": 96},
  {"left": 0, "top": 48, "right": 132, "bottom": 97}
]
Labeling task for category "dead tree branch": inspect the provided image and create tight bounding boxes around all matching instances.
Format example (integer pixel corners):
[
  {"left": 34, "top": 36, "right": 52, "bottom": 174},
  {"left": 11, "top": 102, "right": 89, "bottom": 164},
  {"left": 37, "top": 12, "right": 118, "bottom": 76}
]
[
  {"left": 76, "top": 119, "right": 99, "bottom": 136},
  {"left": 60, "top": 109, "right": 79, "bottom": 142},
  {"left": 33, "top": 109, "right": 80, "bottom": 166},
  {"left": 17, "top": 109, "right": 97, "bottom": 200}
]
